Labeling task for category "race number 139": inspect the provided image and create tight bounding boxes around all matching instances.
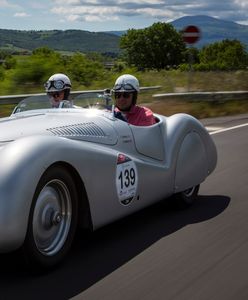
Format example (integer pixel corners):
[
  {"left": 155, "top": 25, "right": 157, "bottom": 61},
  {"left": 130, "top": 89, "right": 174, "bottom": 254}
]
[
  {"left": 116, "top": 161, "right": 138, "bottom": 202},
  {"left": 118, "top": 167, "right": 136, "bottom": 189}
]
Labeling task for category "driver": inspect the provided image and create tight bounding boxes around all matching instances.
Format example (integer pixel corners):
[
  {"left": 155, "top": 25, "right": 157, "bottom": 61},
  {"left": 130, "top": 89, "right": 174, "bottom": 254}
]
[
  {"left": 44, "top": 73, "right": 72, "bottom": 108},
  {"left": 112, "top": 74, "right": 156, "bottom": 126}
]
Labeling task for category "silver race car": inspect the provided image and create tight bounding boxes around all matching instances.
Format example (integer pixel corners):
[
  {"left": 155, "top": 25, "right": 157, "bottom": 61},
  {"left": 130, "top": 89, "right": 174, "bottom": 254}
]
[{"left": 0, "top": 92, "right": 217, "bottom": 269}]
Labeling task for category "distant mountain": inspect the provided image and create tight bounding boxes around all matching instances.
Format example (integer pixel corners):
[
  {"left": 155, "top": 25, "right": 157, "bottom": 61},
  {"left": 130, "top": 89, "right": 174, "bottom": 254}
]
[
  {"left": 0, "top": 29, "right": 120, "bottom": 54},
  {"left": 108, "top": 15, "right": 248, "bottom": 48},
  {"left": 104, "top": 31, "right": 127, "bottom": 36},
  {"left": 170, "top": 15, "right": 248, "bottom": 47}
]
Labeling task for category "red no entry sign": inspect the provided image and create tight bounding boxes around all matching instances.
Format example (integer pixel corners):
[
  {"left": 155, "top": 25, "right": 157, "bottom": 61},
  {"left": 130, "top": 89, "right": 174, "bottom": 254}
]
[{"left": 183, "top": 25, "right": 201, "bottom": 44}]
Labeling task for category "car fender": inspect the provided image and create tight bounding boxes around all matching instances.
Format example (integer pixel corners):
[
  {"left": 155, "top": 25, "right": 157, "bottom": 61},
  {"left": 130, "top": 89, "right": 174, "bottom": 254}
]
[
  {"left": 0, "top": 135, "right": 97, "bottom": 252},
  {"left": 165, "top": 113, "right": 217, "bottom": 192},
  {"left": 174, "top": 131, "right": 208, "bottom": 191}
]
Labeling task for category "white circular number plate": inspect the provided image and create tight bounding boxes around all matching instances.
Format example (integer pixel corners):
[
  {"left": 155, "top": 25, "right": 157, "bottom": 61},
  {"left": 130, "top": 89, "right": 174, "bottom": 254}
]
[{"left": 116, "top": 157, "right": 138, "bottom": 205}]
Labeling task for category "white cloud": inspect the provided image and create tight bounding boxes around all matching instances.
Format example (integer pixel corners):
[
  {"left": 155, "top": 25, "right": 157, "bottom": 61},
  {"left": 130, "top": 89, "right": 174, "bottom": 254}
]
[
  {"left": 0, "top": 0, "right": 11, "bottom": 6},
  {"left": 117, "top": 0, "right": 164, "bottom": 3},
  {"left": 52, "top": 5, "right": 122, "bottom": 14},
  {"left": 52, "top": 5, "right": 124, "bottom": 22},
  {"left": 234, "top": 0, "right": 248, "bottom": 8},
  {"left": 0, "top": 0, "right": 247, "bottom": 31},
  {"left": 66, "top": 14, "right": 80, "bottom": 22},
  {"left": 136, "top": 8, "right": 174, "bottom": 18},
  {"left": 54, "top": 0, "right": 81, "bottom": 4},
  {"left": 0, "top": 0, "right": 20, "bottom": 9},
  {"left": 14, "top": 12, "right": 30, "bottom": 18},
  {"left": 84, "top": 14, "right": 118, "bottom": 21},
  {"left": 49, "top": 0, "right": 248, "bottom": 27},
  {"left": 50, "top": 1, "right": 185, "bottom": 25},
  {"left": 30, "top": 2, "right": 47, "bottom": 9}
]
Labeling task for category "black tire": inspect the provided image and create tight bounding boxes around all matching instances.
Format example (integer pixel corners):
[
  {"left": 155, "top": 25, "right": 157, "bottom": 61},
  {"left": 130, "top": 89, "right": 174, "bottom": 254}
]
[
  {"left": 173, "top": 185, "right": 200, "bottom": 209},
  {"left": 23, "top": 166, "right": 78, "bottom": 270}
]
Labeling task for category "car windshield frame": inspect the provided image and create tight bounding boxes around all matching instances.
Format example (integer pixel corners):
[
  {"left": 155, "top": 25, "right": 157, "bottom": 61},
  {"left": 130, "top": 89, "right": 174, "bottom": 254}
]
[{"left": 11, "top": 92, "right": 114, "bottom": 115}]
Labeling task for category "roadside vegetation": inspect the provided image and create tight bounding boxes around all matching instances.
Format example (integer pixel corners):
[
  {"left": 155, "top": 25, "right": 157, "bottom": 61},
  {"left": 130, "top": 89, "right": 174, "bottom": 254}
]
[{"left": 0, "top": 22, "right": 248, "bottom": 118}]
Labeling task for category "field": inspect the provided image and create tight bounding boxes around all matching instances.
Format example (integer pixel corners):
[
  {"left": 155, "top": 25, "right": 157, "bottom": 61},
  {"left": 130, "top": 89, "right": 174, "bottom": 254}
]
[
  {"left": 136, "top": 70, "right": 248, "bottom": 118},
  {"left": 1, "top": 70, "right": 248, "bottom": 118}
]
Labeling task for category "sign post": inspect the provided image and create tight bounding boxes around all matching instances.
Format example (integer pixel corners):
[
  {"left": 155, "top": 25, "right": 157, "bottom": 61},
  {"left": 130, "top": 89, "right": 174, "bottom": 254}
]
[{"left": 182, "top": 25, "right": 201, "bottom": 91}]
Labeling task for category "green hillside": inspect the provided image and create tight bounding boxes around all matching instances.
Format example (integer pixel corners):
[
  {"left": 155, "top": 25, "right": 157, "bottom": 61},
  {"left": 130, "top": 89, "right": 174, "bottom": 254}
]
[{"left": 0, "top": 29, "right": 120, "bottom": 54}]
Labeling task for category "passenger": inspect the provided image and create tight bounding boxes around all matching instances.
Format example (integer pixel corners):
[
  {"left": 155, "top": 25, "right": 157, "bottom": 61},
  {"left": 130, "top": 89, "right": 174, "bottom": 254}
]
[
  {"left": 112, "top": 74, "right": 156, "bottom": 126},
  {"left": 44, "top": 73, "right": 72, "bottom": 108}
]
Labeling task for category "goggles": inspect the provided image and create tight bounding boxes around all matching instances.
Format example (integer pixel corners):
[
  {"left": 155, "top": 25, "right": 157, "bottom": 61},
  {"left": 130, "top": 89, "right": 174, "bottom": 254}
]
[
  {"left": 113, "top": 83, "right": 136, "bottom": 92},
  {"left": 114, "top": 92, "right": 132, "bottom": 99},
  {"left": 44, "top": 80, "right": 71, "bottom": 91}
]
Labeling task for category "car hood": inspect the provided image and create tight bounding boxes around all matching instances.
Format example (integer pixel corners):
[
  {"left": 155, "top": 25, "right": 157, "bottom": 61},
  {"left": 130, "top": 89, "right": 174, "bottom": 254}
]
[{"left": 0, "top": 108, "right": 118, "bottom": 145}]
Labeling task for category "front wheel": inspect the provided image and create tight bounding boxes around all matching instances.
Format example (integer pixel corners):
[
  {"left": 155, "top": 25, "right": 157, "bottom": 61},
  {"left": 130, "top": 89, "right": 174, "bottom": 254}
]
[
  {"left": 173, "top": 185, "right": 200, "bottom": 209},
  {"left": 23, "top": 166, "right": 78, "bottom": 270}
]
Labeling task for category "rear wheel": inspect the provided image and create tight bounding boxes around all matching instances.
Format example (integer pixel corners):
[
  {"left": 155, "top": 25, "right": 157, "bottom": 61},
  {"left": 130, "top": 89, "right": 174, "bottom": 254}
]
[
  {"left": 23, "top": 166, "right": 78, "bottom": 270},
  {"left": 173, "top": 185, "right": 200, "bottom": 209}
]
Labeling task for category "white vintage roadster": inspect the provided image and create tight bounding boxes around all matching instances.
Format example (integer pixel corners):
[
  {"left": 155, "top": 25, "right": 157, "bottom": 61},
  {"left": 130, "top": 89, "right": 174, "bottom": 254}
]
[{"left": 0, "top": 92, "right": 217, "bottom": 269}]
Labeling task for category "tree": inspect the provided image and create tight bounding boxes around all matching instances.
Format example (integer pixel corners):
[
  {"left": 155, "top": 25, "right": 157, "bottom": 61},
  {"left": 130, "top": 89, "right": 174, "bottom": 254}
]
[
  {"left": 11, "top": 47, "right": 65, "bottom": 91},
  {"left": 66, "top": 52, "right": 104, "bottom": 87},
  {"left": 120, "top": 22, "right": 186, "bottom": 70},
  {"left": 32, "top": 47, "right": 56, "bottom": 57},
  {"left": 0, "top": 50, "right": 16, "bottom": 70},
  {"left": 183, "top": 47, "right": 200, "bottom": 64},
  {"left": 199, "top": 39, "right": 248, "bottom": 70},
  {"left": 0, "top": 50, "right": 11, "bottom": 60}
]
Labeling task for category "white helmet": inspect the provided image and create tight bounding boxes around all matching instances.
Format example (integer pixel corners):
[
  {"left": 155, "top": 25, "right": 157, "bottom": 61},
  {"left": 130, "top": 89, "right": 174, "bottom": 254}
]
[
  {"left": 112, "top": 74, "right": 140, "bottom": 92},
  {"left": 44, "top": 73, "right": 71, "bottom": 92}
]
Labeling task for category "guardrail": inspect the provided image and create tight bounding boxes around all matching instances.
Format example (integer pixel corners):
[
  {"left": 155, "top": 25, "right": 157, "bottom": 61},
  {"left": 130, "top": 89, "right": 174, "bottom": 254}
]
[
  {"left": 1, "top": 88, "right": 247, "bottom": 105},
  {"left": 153, "top": 91, "right": 248, "bottom": 102},
  {"left": 0, "top": 86, "right": 161, "bottom": 105}
]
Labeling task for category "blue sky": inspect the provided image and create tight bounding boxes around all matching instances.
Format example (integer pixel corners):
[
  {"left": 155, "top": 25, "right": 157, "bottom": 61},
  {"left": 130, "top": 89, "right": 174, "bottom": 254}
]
[{"left": 0, "top": 0, "right": 247, "bottom": 32}]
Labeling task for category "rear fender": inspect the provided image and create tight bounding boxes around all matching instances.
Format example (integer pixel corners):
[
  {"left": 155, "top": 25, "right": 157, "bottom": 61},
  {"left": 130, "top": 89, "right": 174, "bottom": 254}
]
[
  {"left": 174, "top": 131, "right": 208, "bottom": 192},
  {"left": 165, "top": 113, "right": 217, "bottom": 193}
]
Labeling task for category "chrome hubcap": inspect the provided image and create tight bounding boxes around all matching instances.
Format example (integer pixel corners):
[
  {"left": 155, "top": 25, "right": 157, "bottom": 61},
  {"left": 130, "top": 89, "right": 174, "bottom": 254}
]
[{"left": 32, "top": 179, "right": 72, "bottom": 256}]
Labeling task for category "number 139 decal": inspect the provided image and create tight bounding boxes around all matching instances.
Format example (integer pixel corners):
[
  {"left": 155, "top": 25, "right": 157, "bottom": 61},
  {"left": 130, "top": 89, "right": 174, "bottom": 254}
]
[
  {"left": 118, "top": 168, "right": 136, "bottom": 189},
  {"left": 116, "top": 154, "right": 138, "bottom": 205}
]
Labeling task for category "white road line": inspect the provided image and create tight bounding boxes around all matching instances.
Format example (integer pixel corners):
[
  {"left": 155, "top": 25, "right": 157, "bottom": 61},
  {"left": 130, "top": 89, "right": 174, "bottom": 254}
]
[
  {"left": 205, "top": 126, "right": 224, "bottom": 132},
  {"left": 210, "top": 123, "right": 248, "bottom": 135}
]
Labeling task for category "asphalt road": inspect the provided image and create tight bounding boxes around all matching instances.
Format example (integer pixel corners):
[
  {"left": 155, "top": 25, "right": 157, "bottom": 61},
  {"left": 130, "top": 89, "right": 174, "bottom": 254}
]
[{"left": 0, "top": 114, "right": 248, "bottom": 300}]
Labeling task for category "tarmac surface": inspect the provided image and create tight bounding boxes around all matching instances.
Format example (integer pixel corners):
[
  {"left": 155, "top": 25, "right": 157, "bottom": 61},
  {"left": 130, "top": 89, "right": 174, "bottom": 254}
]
[{"left": 0, "top": 113, "right": 248, "bottom": 300}]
